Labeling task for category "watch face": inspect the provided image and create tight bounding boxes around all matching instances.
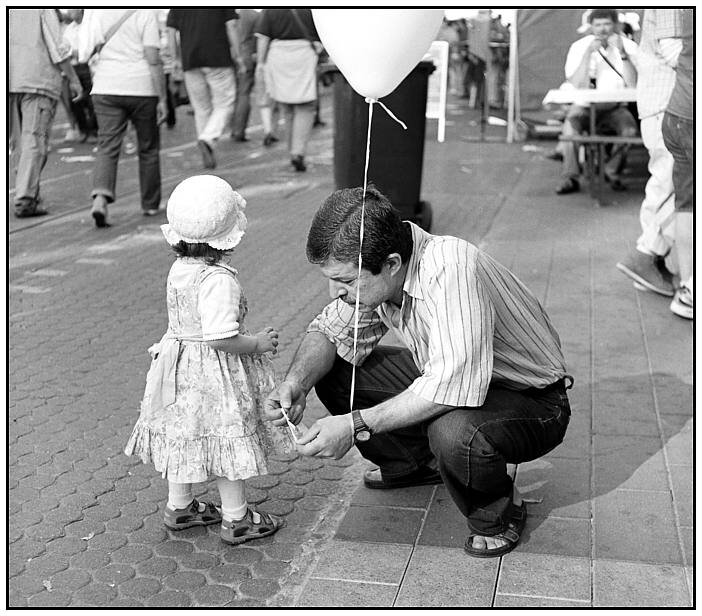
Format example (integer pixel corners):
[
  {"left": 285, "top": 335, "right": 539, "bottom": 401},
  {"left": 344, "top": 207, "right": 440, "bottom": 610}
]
[{"left": 355, "top": 429, "right": 371, "bottom": 442}]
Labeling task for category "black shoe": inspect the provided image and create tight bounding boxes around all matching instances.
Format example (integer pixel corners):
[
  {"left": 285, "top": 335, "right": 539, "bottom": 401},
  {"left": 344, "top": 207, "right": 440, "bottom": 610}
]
[
  {"left": 233, "top": 135, "right": 248, "bottom": 142},
  {"left": 313, "top": 117, "right": 326, "bottom": 127},
  {"left": 291, "top": 155, "right": 306, "bottom": 172},
  {"left": 547, "top": 151, "right": 563, "bottom": 161},
  {"left": 14, "top": 204, "right": 48, "bottom": 218},
  {"left": 363, "top": 466, "right": 443, "bottom": 490},
  {"left": 197, "top": 139, "right": 216, "bottom": 169},
  {"left": 263, "top": 133, "right": 279, "bottom": 147},
  {"left": 556, "top": 178, "right": 579, "bottom": 195}
]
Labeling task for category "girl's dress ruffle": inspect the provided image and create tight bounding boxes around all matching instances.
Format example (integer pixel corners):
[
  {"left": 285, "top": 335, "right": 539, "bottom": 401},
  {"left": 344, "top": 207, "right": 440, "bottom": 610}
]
[{"left": 124, "top": 417, "right": 297, "bottom": 484}]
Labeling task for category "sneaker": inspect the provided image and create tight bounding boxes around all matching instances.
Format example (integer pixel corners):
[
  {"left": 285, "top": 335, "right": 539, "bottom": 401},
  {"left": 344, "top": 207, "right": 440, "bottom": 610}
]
[
  {"left": 123, "top": 134, "right": 137, "bottom": 155},
  {"left": 670, "top": 287, "right": 693, "bottom": 319},
  {"left": 616, "top": 250, "right": 675, "bottom": 297}
]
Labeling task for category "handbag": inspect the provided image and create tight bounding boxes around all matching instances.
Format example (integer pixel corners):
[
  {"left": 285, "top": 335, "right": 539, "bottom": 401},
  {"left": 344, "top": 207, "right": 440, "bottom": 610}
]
[{"left": 290, "top": 9, "right": 332, "bottom": 87}]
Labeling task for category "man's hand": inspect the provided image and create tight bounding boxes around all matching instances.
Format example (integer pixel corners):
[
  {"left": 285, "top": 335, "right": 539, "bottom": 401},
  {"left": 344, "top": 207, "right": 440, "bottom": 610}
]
[
  {"left": 69, "top": 77, "right": 84, "bottom": 102},
  {"left": 588, "top": 37, "right": 604, "bottom": 54},
  {"left": 296, "top": 414, "right": 354, "bottom": 460},
  {"left": 156, "top": 99, "right": 168, "bottom": 125},
  {"left": 264, "top": 380, "right": 307, "bottom": 427}
]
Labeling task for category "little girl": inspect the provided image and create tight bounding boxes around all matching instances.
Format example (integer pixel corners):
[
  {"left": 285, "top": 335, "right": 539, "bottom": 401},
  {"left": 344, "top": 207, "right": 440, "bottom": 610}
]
[{"left": 125, "top": 175, "right": 298, "bottom": 545}]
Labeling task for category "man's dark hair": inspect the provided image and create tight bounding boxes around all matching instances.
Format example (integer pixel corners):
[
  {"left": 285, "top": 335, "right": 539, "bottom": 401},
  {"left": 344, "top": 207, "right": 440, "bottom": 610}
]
[
  {"left": 588, "top": 9, "right": 619, "bottom": 24},
  {"left": 171, "top": 241, "right": 232, "bottom": 265},
  {"left": 306, "top": 186, "right": 413, "bottom": 275}
]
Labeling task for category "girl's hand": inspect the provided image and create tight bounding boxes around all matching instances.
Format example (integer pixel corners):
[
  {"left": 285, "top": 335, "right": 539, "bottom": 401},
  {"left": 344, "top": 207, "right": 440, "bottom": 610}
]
[{"left": 254, "top": 326, "right": 279, "bottom": 354}]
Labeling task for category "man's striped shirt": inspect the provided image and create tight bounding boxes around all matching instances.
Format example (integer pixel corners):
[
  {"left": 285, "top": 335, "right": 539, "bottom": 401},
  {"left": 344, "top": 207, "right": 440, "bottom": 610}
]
[{"left": 308, "top": 223, "right": 567, "bottom": 408}]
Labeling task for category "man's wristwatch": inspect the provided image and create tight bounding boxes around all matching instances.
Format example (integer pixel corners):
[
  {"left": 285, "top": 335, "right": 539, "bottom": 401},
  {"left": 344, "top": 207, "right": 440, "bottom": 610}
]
[{"left": 351, "top": 409, "right": 372, "bottom": 443}]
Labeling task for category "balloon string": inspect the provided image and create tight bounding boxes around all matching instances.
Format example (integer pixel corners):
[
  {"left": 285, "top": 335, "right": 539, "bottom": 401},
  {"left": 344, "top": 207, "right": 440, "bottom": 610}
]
[
  {"left": 365, "top": 97, "right": 408, "bottom": 130},
  {"left": 349, "top": 99, "right": 375, "bottom": 412}
]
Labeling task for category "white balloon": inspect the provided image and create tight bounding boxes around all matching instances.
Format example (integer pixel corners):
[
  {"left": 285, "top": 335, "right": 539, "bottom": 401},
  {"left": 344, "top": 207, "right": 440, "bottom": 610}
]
[{"left": 313, "top": 9, "right": 445, "bottom": 99}]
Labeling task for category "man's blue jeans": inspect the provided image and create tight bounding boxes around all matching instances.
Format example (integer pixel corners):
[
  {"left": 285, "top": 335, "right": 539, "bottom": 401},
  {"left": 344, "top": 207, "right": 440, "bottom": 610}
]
[
  {"left": 92, "top": 94, "right": 161, "bottom": 211},
  {"left": 662, "top": 112, "right": 693, "bottom": 213},
  {"left": 315, "top": 346, "right": 571, "bottom": 537}
]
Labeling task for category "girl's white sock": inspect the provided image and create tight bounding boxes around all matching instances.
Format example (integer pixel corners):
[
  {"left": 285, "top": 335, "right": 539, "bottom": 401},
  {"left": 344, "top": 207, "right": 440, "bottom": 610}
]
[
  {"left": 167, "top": 482, "right": 193, "bottom": 510},
  {"left": 216, "top": 477, "right": 247, "bottom": 522}
]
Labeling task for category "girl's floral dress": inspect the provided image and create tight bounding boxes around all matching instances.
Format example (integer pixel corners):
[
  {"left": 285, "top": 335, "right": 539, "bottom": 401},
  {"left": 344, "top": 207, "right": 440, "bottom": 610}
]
[{"left": 125, "top": 258, "right": 297, "bottom": 483}]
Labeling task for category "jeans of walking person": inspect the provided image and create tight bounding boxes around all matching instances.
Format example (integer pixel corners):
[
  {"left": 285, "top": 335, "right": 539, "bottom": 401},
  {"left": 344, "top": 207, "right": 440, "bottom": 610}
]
[
  {"left": 560, "top": 104, "right": 639, "bottom": 182},
  {"left": 279, "top": 101, "right": 315, "bottom": 158},
  {"left": 314, "top": 346, "right": 571, "bottom": 537},
  {"left": 184, "top": 66, "right": 235, "bottom": 147},
  {"left": 637, "top": 111, "right": 676, "bottom": 256},
  {"left": 662, "top": 112, "right": 693, "bottom": 214},
  {"left": 232, "top": 66, "right": 255, "bottom": 139},
  {"left": 9, "top": 93, "right": 58, "bottom": 207},
  {"left": 91, "top": 94, "right": 161, "bottom": 212}
]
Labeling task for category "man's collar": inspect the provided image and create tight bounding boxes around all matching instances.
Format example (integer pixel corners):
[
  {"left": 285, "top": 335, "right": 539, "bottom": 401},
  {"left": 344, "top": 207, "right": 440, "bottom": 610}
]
[{"left": 402, "top": 222, "right": 433, "bottom": 301}]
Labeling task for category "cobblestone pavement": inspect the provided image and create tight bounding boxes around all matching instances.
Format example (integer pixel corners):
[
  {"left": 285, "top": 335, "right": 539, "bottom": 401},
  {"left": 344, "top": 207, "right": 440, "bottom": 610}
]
[{"left": 8, "top": 92, "right": 371, "bottom": 607}]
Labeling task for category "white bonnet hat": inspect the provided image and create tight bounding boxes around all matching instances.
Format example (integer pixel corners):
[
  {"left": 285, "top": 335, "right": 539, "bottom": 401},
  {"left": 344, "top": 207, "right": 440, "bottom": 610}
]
[{"left": 161, "top": 175, "right": 247, "bottom": 250}]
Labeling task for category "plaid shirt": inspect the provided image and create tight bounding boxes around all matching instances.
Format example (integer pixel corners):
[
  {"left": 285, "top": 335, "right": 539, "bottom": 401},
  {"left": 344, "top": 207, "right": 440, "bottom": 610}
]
[
  {"left": 636, "top": 10, "right": 682, "bottom": 118},
  {"left": 308, "top": 223, "right": 567, "bottom": 408}
]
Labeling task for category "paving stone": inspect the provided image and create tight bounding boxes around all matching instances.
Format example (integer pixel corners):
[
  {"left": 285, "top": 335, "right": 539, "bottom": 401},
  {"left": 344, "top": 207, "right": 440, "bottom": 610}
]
[
  {"left": 163, "top": 571, "right": 207, "bottom": 591},
  {"left": 105, "top": 515, "right": 145, "bottom": 534},
  {"left": 155, "top": 540, "right": 195, "bottom": 558},
  {"left": 311, "top": 540, "right": 411, "bottom": 585},
  {"left": 24, "top": 554, "right": 70, "bottom": 579},
  {"left": 305, "top": 480, "right": 338, "bottom": 496},
  {"left": 294, "top": 496, "right": 328, "bottom": 511},
  {"left": 238, "top": 578, "right": 281, "bottom": 600},
  {"left": 110, "top": 544, "right": 153, "bottom": 565},
  {"left": 494, "top": 594, "right": 591, "bottom": 608},
  {"left": 42, "top": 507, "right": 84, "bottom": 526},
  {"left": 182, "top": 552, "right": 221, "bottom": 570},
  {"left": 498, "top": 552, "right": 590, "bottom": 602},
  {"left": 222, "top": 547, "right": 263, "bottom": 566},
  {"left": 668, "top": 464, "right": 692, "bottom": 527},
  {"left": 262, "top": 544, "right": 301, "bottom": 562},
  {"left": 593, "top": 435, "right": 669, "bottom": 491},
  {"left": 280, "top": 470, "right": 315, "bottom": 486},
  {"left": 108, "top": 598, "right": 146, "bottom": 607},
  {"left": 593, "top": 489, "right": 681, "bottom": 564},
  {"left": 69, "top": 550, "right": 112, "bottom": 570},
  {"left": 593, "top": 560, "right": 690, "bottom": 607},
  {"left": 336, "top": 505, "right": 425, "bottom": 545},
  {"left": 261, "top": 500, "right": 294, "bottom": 516},
  {"left": 48, "top": 569, "right": 92, "bottom": 592},
  {"left": 144, "top": 591, "right": 192, "bottom": 607},
  {"left": 88, "top": 531, "right": 129, "bottom": 552},
  {"left": 252, "top": 560, "right": 292, "bottom": 578},
  {"left": 298, "top": 579, "right": 398, "bottom": 608},
  {"left": 136, "top": 557, "right": 178, "bottom": 578},
  {"left": 44, "top": 536, "right": 88, "bottom": 558},
  {"left": 23, "top": 521, "right": 66, "bottom": 542},
  {"left": 60, "top": 492, "right": 99, "bottom": 510},
  {"left": 224, "top": 597, "right": 267, "bottom": 607},
  {"left": 265, "top": 461, "right": 291, "bottom": 476},
  {"left": 291, "top": 457, "right": 324, "bottom": 471},
  {"left": 73, "top": 583, "right": 118, "bottom": 606},
  {"left": 26, "top": 590, "right": 72, "bottom": 607},
  {"left": 82, "top": 504, "right": 121, "bottom": 523},
  {"left": 120, "top": 500, "right": 160, "bottom": 517},
  {"left": 192, "top": 584, "right": 237, "bottom": 606},
  {"left": 268, "top": 485, "right": 305, "bottom": 501},
  {"left": 64, "top": 519, "right": 106, "bottom": 539},
  {"left": 119, "top": 577, "right": 162, "bottom": 599},
  {"left": 208, "top": 564, "right": 251, "bottom": 585},
  {"left": 8, "top": 574, "right": 47, "bottom": 598},
  {"left": 315, "top": 465, "right": 348, "bottom": 481},
  {"left": 130, "top": 527, "right": 169, "bottom": 545}
]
